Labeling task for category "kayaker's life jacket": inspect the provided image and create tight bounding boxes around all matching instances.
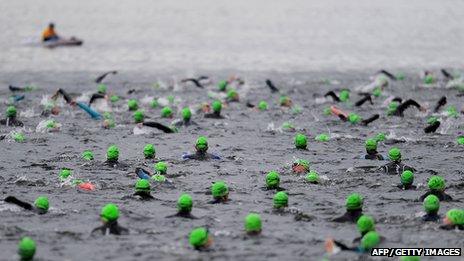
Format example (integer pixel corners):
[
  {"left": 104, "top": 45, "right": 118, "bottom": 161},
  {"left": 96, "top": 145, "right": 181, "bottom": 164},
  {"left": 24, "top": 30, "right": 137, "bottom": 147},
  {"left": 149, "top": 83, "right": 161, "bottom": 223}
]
[{"left": 42, "top": 27, "right": 57, "bottom": 41}]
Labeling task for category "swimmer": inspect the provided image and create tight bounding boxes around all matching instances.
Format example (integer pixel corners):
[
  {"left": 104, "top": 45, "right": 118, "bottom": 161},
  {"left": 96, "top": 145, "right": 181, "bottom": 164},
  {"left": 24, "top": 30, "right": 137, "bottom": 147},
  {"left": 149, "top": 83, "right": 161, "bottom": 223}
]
[
  {"left": 397, "top": 170, "right": 416, "bottom": 190},
  {"left": 263, "top": 171, "right": 285, "bottom": 191},
  {"left": 422, "top": 195, "right": 440, "bottom": 222},
  {"left": 324, "top": 89, "right": 350, "bottom": 103},
  {"left": 325, "top": 231, "right": 381, "bottom": 254},
  {"left": 182, "top": 136, "right": 221, "bottom": 160},
  {"left": 4, "top": 196, "right": 49, "bottom": 214},
  {"left": 132, "top": 179, "right": 154, "bottom": 200},
  {"left": 265, "top": 79, "right": 280, "bottom": 93},
  {"left": 424, "top": 116, "right": 440, "bottom": 133},
  {"left": 204, "top": 100, "right": 224, "bottom": 119},
  {"left": 387, "top": 99, "right": 425, "bottom": 117},
  {"left": 332, "top": 193, "right": 364, "bottom": 223},
  {"left": 166, "top": 194, "right": 197, "bottom": 219},
  {"left": 189, "top": 227, "right": 212, "bottom": 250},
  {"left": 244, "top": 213, "right": 262, "bottom": 235},
  {"left": 439, "top": 209, "right": 464, "bottom": 230},
  {"left": 419, "top": 176, "right": 453, "bottom": 202},
  {"left": 292, "top": 159, "right": 310, "bottom": 174},
  {"left": 91, "top": 204, "right": 129, "bottom": 235},
  {"left": 330, "top": 106, "right": 379, "bottom": 126},
  {"left": 363, "top": 139, "right": 384, "bottom": 160},
  {"left": 378, "top": 147, "right": 415, "bottom": 175},
  {"left": 0, "top": 106, "right": 24, "bottom": 127},
  {"left": 18, "top": 237, "right": 36, "bottom": 261},
  {"left": 209, "top": 181, "right": 229, "bottom": 204},
  {"left": 271, "top": 191, "right": 312, "bottom": 221}
]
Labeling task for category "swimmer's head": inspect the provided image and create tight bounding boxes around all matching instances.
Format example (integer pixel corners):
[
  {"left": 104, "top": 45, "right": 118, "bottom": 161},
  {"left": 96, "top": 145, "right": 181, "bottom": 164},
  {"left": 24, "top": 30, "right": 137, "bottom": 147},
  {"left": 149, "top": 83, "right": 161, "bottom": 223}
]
[
  {"left": 245, "top": 213, "right": 262, "bottom": 235},
  {"left": 150, "top": 98, "right": 159, "bottom": 108},
  {"left": 346, "top": 193, "right": 363, "bottom": 211},
  {"left": 339, "top": 89, "right": 350, "bottom": 102},
  {"left": 34, "top": 196, "right": 49, "bottom": 213},
  {"left": 143, "top": 144, "right": 155, "bottom": 159},
  {"left": 227, "top": 89, "right": 239, "bottom": 101},
  {"left": 265, "top": 171, "right": 280, "bottom": 189},
  {"left": 444, "top": 209, "right": 464, "bottom": 226},
  {"left": 365, "top": 139, "right": 377, "bottom": 152},
  {"left": 428, "top": 175, "right": 445, "bottom": 192},
  {"left": 273, "top": 191, "right": 288, "bottom": 209},
  {"left": 100, "top": 203, "right": 119, "bottom": 223},
  {"left": 189, "top": 227, "right": 210, "bottom": 249},
  {"left": 372, "top": 87, "right": 382, "bottom": 97},
  {"left": 294, "top": 133, "right": 307, "bottom": 149},
  {"left": 218, "top": 80, "right": 228, "bottom": 91},
  {"left": 97, "top": 84, "right": 107, "bottom": 94},
  {"left": 177, "top": 193, "right": 193, "bottom": 213},
  {"left": 135, "top": 179, "right": 150, "bottom": 193},
  {"left": 424, "top": 74, "right": 435, "bottom": 84},
  {"left": 427, "top": 116, "right": 439, "bottom": 125},
  {"left": 292, "top": 159, "right": 310, "bottom": 173},
  {"left": 161, "top": 106, "right": 173, "bottom": 118},
  {"left": 106, "top": 145, "right": 119, "bottom": 162},
  {"left": 348, "top": 113, "right": 361, "bottom": 124},
  {"left": 279, "top": 96, "right": 292, "bottom": 107},
  {"left": 195, "top": 136, "right": 208, "bottom": 153},
  {"left": 375, "top": 132, "right": 386, "bottom": 142},
  {"left": 400, "top": 170, "right": 414, "bottom": 186},
  {"left": 387, "top": 101, "right": 399, "bottom": 116},
  {"left": 315, "top": 133, "right": 329, "bottom": 142},
  {"left": 127, "top": 99, "right": 138, "bottom": 111},
  {"left": 458, "top": 136, "right": 464, "bottom": 145},
  {"left": 6, "top": 106, "right": 17, "bottom": 118},
  {"left": 211, "top": 181, "right": 229, "bottom": 201},
  {"left": 360, "top": 231, "right": 380, "bottom": 251},
  {"left": 212, "top": 100, "right": 222, "bottom": 114},
  {"left": 258, "top": 101, "right": 268, "bottom": 111},
  {"left": 133, "top": 110, "right": 144, "bottom": 123},
  {"left": 59, "top": 168, "right": 72, "bottom": 181},
  {"left": 306, "top": 170, "right": 319, "bottom": 184},
  {"left": 423, "top": 194, "right": 439, "bottom": 214},
  {"left": 18, "top": 237, "right": 36, "bottom": 261},
  {"left": 182, "top": 107, "right": 192, "bottom": 122},
  {"left": 82, "top": 150, "right": 94, "bottom": 161},
  {"left": 154, "top": 161, "right": 167, "bottom": 175},
  {"left": 357, "top": 215, "right": 375, "bottom": 234},
  {"left": 388, "top": 147, "right": 401, "bottom": 161},
  {"left": 110, "top": 95, "right": 120, "bottom": 103}
]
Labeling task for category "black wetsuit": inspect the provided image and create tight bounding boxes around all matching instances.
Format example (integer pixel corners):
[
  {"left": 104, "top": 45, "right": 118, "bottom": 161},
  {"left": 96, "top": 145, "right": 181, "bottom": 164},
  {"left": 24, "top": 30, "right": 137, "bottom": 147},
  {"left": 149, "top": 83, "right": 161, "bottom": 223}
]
[
  {"left": 166, "top": 211, "right": 197, "bottom": 219},
  {"left": 53, "top": 89, "right": 74, "bottom": 104},
  {"left": 419, "top": 191, "right": 453, "bottom": 202},
  {"left": 133, "top": 191, "right": 154, "bottom": 200},
  {"left": 0, "top": 117, "right": 24, "bottom": 127},
  {"left": 91, "top": 221, "right": 129, "bottom": 235},
  {"left": 433, "top": 96, "right": 447, "bottom": 113},
  {"left": 204, "top": 112, "right": 224, "bottom": 119},
  {"left": 4, "top": 196, "right": 46, "bottom": 214},
  {"left": 355, "top": 94, "right": 373, "bottom": 107},
  {"left": 393, "top": 99, "right": 421, "bottom": 117},
  {"left": 364, "top": 150, "right": 384, "bottom": 160},
  {"left": 324, "top": 91, "right": 340, "bottom": 102},
  {"left": 142, "top": 122, "right": 175, "bottom": 133},
  {"left": 424, "top": 121, "right": 440, "bottom": 133},
  {"left": 332, "top": 209, "right": 363, "bottom": 223},
  {"left": 88, "top": 93, "right": 105, "bottom": 106},
  {"left": 378, "top": 161, "right": 415, "bottom": 175},
  {"left": 440, "top": 224, "right": 464, "bottom": 230},
  {"left": 422, "top": 213, "right": 440, "bottom": 222},
  {"left": 396, "top": 184, "right": 416, "bottom": 190},
  {"left": 183, "top": 151, "right": 220, "bottom": 160}
]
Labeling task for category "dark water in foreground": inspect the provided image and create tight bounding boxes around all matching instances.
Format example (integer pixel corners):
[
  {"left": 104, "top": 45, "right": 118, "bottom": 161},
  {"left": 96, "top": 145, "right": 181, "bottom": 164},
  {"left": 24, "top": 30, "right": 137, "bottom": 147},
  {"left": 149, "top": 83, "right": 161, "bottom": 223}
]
[{"left": 0, "top": 70, "right": 463, "bottom": 260}]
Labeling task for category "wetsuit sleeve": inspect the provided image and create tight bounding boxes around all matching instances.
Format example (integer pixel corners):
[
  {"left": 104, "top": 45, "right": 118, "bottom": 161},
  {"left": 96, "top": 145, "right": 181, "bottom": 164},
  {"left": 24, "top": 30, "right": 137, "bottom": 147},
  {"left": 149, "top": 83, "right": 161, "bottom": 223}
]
[
  {"left": 57, "top": 89, "right": 73, "bottom": 104},
  {"left": 89, "top": 93, "right": 106, "bottom": 105},
  {"left": 361, "top": 114, "right": 379, "bottom": 126},
  {"left": 396, "top": 99, "right": 421, "bottom": 115},
  {"left": 142, "top": 122, "right": 174, "bottom": 133},
  {"left": 419, "top": 191, "right": 431, "bottom": 202},
  {"left": 424, "top": 121, "right": 440, "bottom": 133},
  {"left": 355, "top": 95, "right": 373, "bottom": 107},
  {"left": 433, "top": 96, "right": 447, "bottom": 113},
  {"left": 4, "top": 196, "right": 33, "bottom": 210},
  {"left": 324, "top": 91, "right": 340, "bottom": 102},
  {"left": 333, "top": 240, "right": 357, "bottom": 251}
]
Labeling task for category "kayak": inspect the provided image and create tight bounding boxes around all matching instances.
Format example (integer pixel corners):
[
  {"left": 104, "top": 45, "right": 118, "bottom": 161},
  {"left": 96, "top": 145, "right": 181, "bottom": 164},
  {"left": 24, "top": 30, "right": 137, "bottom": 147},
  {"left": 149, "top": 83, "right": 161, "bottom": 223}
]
[{"left": 43, "top": 37, "right": 83, "bottom": 48}]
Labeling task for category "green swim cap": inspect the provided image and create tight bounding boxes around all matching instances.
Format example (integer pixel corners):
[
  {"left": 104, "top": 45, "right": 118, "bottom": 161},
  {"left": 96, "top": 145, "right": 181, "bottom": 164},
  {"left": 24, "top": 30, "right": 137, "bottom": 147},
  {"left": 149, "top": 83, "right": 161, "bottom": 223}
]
[
  {"left": 18, "top": 237, "right": 36, "bottom": 260},
  {"left": 227, "top": 89, "right": 238, "bottom": 100},
  {"left": 167, "top": 95, "right": 175, "bottom": 104},
  {"left": 59, "top": 169, "right": 72, "bottom": 180},
  {"left": 196, "top": 136, "right": 208, "bottom": 152},
  {"left": 294, "top": 133, "right": 307, "bottom": 149},
  {"left": 339, "top": 89, "right": 350, "bottom": 102},
  {"left": 306, "top": 170, "right": 319, "bottom": 183},
  {"left": 143, "top": 144, "right": 156, "bottom": 159},
  {"left": 273, "top": 191, "right": 288, "bottom": 209},
  {"left": 177, "top": 193, "right": 193, "bottom": 213},
  {"left": 133, "top": 110, "right": 144, "bottom": 123},
  {"left": 101, "top": 203, "right": 119, "bottom": 222},
  {"left": 182, "top": 107, "right": 192, "bottom": 121},
  {"left": 6, "top": 106, "right": 17, "bottom": 117},
  {"left": 218, "top": 80, "right": 228, "bottom": 91},
  {"left": 13, "top": 132, "right": 25, "bottom": 142},
  {"left": 360, "top": 231, "right": 380, "bottom": 251},
  {"left": 152, "top": 174, "right": 166, "bottom": 182},
  {"left": 150, "top": 98, "right": 159, "bottom": 108},
  {"left": 161, "top": 106, "right": 173, "bottom": 118},
  {"left": 346, "top": 193, "right": 363, "bottom": 211},
  {"left": 294, "top": 159, "right": 310, "bottom": 171},
  {"left": 135, "top": 179, "right": 150, "bottom": 192},
  {"left": 424, "top": 74, "right": 435, "bottom": 84},
  {"left": 103, "top": 112, "right": 113, "bottom": 120},
  {"left": 127, "top": 99, "right": 138, "bottom": 111},
  {"left": 357, "top": 215, "right": 375, "bottom": 234},
  {"left": 245, "top": 213, "right": 262, "bottom": 233},
  {"left": 446, "top": 105, "right": 458, "bottom": 118},
  {"left": 34, "top": 196, "right": 49, "bottom": 212},
  {"left": 365, "top": 139, "right": 377, "bottom": 151},
  {"left": 427, "top": 116, "right": 438, "bottom": 125},
  {"left": 292, "top": 105, "right": 302, "bottom": 115},
  {"left": 372, "top": 87, "right": 382, "bottom": 97},
  {"left": 189, "top": 227, "right": 209, "bottom": 248},
  {"left": 323, "top": 107, "right": 331, "bottom": 116},
  {"left": 279, "top": 96, "right": 291, "bottom": 106},
  {"left": 82, "top": 150, "right": 94, "bottom": 160},
  {"left": 107, "top": 145, "right": 119, "bottom": 162},
  {"left": 387, "top": 101, "right": 399, "bottom": 115},
  {"left": 396, "top": 72, "right": 405, "bottom": 81},
  {"left": 457, "top": 136, "right": 464, "bottom": 145},
  {"left": 211, "top": 181, "right": 229, "bottom": 199},
  {"left": 282, "top": 122, "right": 295, "bottom": 130},
  {"left": 400, "top": 170, "right": 414, "bottom": 185},
  {"left": 97, "top": 84, "right": 107, "bottom": 94},
  {"left": 110, "top": 95, "right": 120, "bottom": 103},
  {"left": 375, "top": 132, "right": 386, "bottom": 142},
  {"left": 103, "top": 119, "right": 115, "bottom": 129},
  {"left": 348, "top": 113, "right": 361, "bottom": 124},
  {"left": 423, "top": 194, "right": 440, "bottom": 214},
  {"left": 446, "top": 208, "right": 464, "bottom": 226},
  {"left": 46, "top": 120, "right": 57, "bottom": 129},
  {"left": 315, "top": 133, "right": 330, "bottom": 142},
  {"left": 258, "top": 101, "right": 268, "bottom": 111},
  {"left": 154, "top": 161, "right": 167, "bottom": 174},
  {"left": 428, "top": 175, "right": 445, "bottom": 191},
  {"left": 388, "top": 147, "right": 401, "bottom": 161},
  {"left": 212, "top": 100, "right": 222, "bottom": 114},
  {"left": 265, "top": 171, "right": 280, "bottom": 189},
  {"left": 400, "top": 257, "right": 420, "bottom": 261}
]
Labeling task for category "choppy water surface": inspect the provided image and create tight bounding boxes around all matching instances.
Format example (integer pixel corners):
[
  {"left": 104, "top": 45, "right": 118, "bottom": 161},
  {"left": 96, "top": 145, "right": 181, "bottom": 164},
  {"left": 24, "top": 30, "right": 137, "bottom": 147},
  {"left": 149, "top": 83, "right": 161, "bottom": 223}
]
[{"left": 1, "top": 0, "right": 464, "bottom": 72}]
